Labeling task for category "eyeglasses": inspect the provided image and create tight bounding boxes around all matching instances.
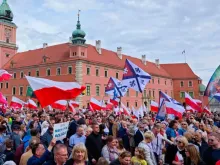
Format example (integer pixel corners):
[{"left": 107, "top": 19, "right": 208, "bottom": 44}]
[
  {"left": 176, "top": 140, "right": 183, "bottom": 144},
  {"left": 181, "top": 123, "right": 187, "bottom": 125}
]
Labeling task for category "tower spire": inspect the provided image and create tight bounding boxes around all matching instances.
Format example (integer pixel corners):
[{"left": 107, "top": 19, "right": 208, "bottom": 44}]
[{"left": 78, "top": 9, "right": 80, "bottom": 22}]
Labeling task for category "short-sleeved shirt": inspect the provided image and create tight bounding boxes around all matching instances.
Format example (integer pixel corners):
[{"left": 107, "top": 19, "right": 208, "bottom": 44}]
[{"left": 131, "top": 156, "right": 147, "bottom": 165}]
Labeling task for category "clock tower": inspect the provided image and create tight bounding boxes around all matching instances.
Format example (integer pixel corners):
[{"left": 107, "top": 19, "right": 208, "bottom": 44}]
[{"left": 0, "top": 0, "right": 17, "bottom": 68}]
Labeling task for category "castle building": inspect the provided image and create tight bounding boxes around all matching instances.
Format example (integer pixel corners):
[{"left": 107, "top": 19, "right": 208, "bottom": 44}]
[{"left": 0, "top": 0, "right": 206, "bottom": 108}]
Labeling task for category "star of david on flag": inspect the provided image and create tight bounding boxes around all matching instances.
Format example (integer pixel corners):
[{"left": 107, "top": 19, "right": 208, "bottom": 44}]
[
  {"left": 122, "top": 59, "right": 151, "bottom": 93},
  {"left": 105, "top": 77, "right": 128, "bottom": 97}
]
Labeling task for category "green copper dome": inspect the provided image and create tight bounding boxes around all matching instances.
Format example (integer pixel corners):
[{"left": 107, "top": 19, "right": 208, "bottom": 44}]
[
  {"left": 0, "top": 0, "right": 13, "bottom": 21},
  {"left": 199, "top": 84, "right": 206, "bottom": 92}
]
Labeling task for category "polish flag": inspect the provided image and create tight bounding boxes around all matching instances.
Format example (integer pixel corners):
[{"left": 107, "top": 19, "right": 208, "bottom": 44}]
[
  {"left": 27, "top": 99, "right": 38, "bottom": 109},
  {"left": 69, "top": 101, "right": 79, "bottom": 108},
  {"left": 194, "top": 99, "right": 202, "bottom": 106},
  {"left": 10, "top": 96, "right": 25, "bottom": 109},
  {"left": 68, "top": 101, "right": 76, "bottom": 115},
  {"left": 0, "top": 93, "right": 7, "bottom": 104},
  {"left": 185, "top": 92, "right": 202, "bottom": 113},
  {"left": 175, "top": 151, "right": 184, "bottom": 162},
  {"left": 89, "top": 98, "right": 105, "bottom": 111},
  {"left": 104, "top": 100, "right": 114, "bottom": 110},
  {"left": 51, "top": 100, "right": 67, "bottom": 111},
  {"left": 26, "top": 76, "right": 86, "bottom": 107},
  {"left": 185, "top": 105, "right": 195, "bottom": 113},
  {"left": 132, "top": 106, "right": 139, "bottom": 119},
  {"left": 203, "top": 106, "right": 212, "bottom": 115},
  {"left": 0, "top": 69, "right": 12, "bottom": 81},
  {"left": 110, "top": 98, "right": 120, "bottom": 107},
  {"left": 151, "top": 100, "right": 158, "bottom": 112},
  {"left": 165, "top": 101, "right": 185, "bottom": 119},
  {"left": 121, "top": 103, "right": 130, "bottom": 115}
]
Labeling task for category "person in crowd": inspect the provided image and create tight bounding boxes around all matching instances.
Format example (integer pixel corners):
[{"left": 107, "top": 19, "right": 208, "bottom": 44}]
[
  {"left": 131, "top": 147, "right": 147, "bottom": 165},
  {"left": 0, "top": 125, "right": 8, "bottom": 154},
  {"left": 96, "top": 157, "right": 109, "bottom": 165},
  {"left": 165, "top": 136, "right": 188, "bottom": 165},
  {"left": 138, "top": 131, "right": 157, "bottom": 165},
  {"left": 110, "top": 151, "right": 131, "bottom": 165},
  {"left": 203, "top": 132, "right": 220, "bottom": 165},
  {"left": 67, "top": 114, "right": 79, "bottom": 138},
  {"left": 23, "top": 128, "right": 39, "bottom": 151},
  {"left": 166, "top": 120, "right": 179, "bottom": 142},
  {"left": 69, "top": 126, "right": 86, "bottom": 148},
  {"left": 27, "top": 138, "right": 56, "bottom": 165},
  {"left": 41, "top": 126, "right": 53, "bottom": 148},
  {"left": 101, "top": 136, "right": 118, "bottom": 163},
  {"left": 134, "top": 123, "right": 145, "bottom": 147},
  {"left": 107, "top": 116, "right": 118, "bottom": 138},
  {"left": 1, "top": 120, "right": 11, "bottom": 135},
  {"left": 19, "top": 124, "right": 27, "bottom": 139},
  {"left": 85, "top": 126, "right": 93, "bottom": 137},
  {"left": 116, "top": 138, "right": 126, "bottom": 155},
  {"left": 193, "top": 131, "right": 209, "bottom": 157},
  {"left": 128, "top": 117, "right": 138, "bottom": 155},
  {"left": 178, "top": 122, "right": 188, "bottom": 136},
  {"left": 86, "top": 123, "right": 103, "bottom": 164},
  {"left": 3, "top": 139, "right": 14, "bottom": 162},
  {"left": 44, "top": 144, "right": 68, "bottom": 165},
  {"left": 40, "top": 121, "right": 49, "bottom": 136},
  {"left": 11, "top": 124, "right": 21, "bottom": 150},
  {"left": 11, "top": 116, "right": 22, "bottom": 129},
  {"left": 184, "top": 144, "right": 206, "bottom": 165},
  {"left": 19, "top": 137, "right": 40, "bottom": 165},
  {"left": 118, "top": 121, "right": 130, "bottom": 151},
  {"left": 65, "top": 143, "right": 90, "bottom": 165}
]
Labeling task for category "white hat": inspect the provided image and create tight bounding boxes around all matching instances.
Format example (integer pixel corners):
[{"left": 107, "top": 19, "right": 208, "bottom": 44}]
[{"left": 3, "top": 161, "right": 16, "bottom": 165}]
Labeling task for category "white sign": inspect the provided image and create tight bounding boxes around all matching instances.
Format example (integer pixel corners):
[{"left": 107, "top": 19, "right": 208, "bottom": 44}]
[{"left": 53, "top": 122, "right": 69, "bottom": 140}]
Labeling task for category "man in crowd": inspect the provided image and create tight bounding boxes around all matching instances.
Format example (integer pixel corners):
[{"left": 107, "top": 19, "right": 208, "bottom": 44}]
[
  {"left": 41, "top": 126, "right": 53, "bottom": 148},
  {"left": 193, "top": 130, "right": 209, "bottom": 157},
  {"left": 10, "top": 124, "right": 21, "bottom": 150},
  {"left": 69, "top": 126, "right": 86, "bottom": 148},
  {"left": 134, "top": 123, "right": 145, "bottom": 147}
]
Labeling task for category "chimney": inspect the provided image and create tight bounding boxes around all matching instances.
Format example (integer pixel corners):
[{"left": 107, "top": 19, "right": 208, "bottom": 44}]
[
  {"left": 155, "top": 59, "right": 160, "bottom": 68},
  {"left": 43, "top": 43, "right": 48, "bottom": 49},
  {"left": 117, "top": 47, "right": 122, "bottom": 59},
  {"left": 142, "top": 55, "right": 146, "bottom": 65},
  {"left": 96, "top": 40, "right": 102, "bottom": 54}
]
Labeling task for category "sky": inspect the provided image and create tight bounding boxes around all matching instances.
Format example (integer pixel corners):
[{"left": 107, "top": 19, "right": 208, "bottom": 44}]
[{"left": 8, "top": 0, "right": 220, "bottom": 85}]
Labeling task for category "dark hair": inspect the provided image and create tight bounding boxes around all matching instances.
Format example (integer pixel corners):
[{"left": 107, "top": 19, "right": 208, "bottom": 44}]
[
  {"left": 117, "top": 138, "right": 124, "bottom": 150},
  {"left": 30, "top": 128, "right": 39, "bottom": 136},
  {"left": 53, "top": 144, "right": 67, "bottom": 155},
  {"left": 29, "top": 137, "right": 40, "bottom": 149},
  {"left": 5, "top": 139, "right": 13, "bottom": 148},
  {"left": 0, "top": 125, "right": 6, "bottom": 132},
  {"left": 32, "top": 114, "right": 38, "bottom": 118},
  {"left": 119, "top": 151, "right": 131, "bottom": 159},
  {"left": 168, "top": 120, "right": 178, "bottom": 128},
  {"left": 29, "top": 121, "right": 35, "bottom": 129},
  {"left": 31, "top": 143, "right": 40, "bottom": 155},
  {"left": 106, "top": 136, "right": 114, "bottom": 143}
]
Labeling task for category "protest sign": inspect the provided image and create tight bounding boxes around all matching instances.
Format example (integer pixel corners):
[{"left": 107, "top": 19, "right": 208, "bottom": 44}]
[{"left": 53, "top": 122, "right": 69, "bottom": 140}]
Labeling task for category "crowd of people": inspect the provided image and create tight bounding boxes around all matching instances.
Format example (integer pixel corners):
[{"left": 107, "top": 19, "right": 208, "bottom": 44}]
[{"left": 0, "top": 107, "right": 219, "bottom": 165}]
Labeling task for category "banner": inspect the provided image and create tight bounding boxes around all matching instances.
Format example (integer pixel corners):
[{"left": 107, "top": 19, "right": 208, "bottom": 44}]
[{"left": 53, "top": 122, "right": 69, "bottom": 140}]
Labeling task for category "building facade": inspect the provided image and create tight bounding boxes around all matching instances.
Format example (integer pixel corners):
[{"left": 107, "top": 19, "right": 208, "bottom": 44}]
[{"left": 0, "top": 0, "right": 205, "bottom": 109}]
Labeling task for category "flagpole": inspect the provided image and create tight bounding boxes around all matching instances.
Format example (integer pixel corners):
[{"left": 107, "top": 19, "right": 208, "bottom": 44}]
[{"left": 204, "top": 97, "right": 214, "bottom": 108}]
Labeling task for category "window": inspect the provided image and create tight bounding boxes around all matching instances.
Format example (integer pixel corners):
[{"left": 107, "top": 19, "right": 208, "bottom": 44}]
[
  {"left": 127, "top": 102, "right": 129, "bottom": 108},
  {"left": 189, "top": 91, "right": 194, "bottom": 97},
  {"left": 19, "top": 86, "right": 24, "bottom": 96},
  {"left": 47, "top": 68, "right": 51, "bottom": 76},
  {"left": 180, "top": 81, "right": 184, "bottom": 87},
  {"left": 0, "top": 83, "right": 3, "bottom": 89},
  {"left": 136, "top": 91, "right": 139, "bottom": 97},
  {"left": 57, "top": 67, "right": 61, "bottom": 75},
  {"left": 28, "top": 71, "right": 31, "bottom": 76},
  {"left": 86, "top": 85, "right": 91, "bottom": 96},
  {"left": 149, "top": 90, "right": 151, "bottom": 97},
  {"left": 20, "top": 71, "right": 24, "bottom": 78},
  {"left": 116, "top": 72, "right": 119, "bottom": 79},
  {"left": 104, "top": 85, "right": 108, "bottom": 96},
  {"left": 158, "top": 89, "right": 161, "bottom": 95},
  {"left": 165, "top": 80, "right": 167, "bottom": 85},
  {"left": 68, "top": 66, "right": 72, "bottom": 74},
  {"left": 126, "top": 89, "right": 129, "bottom": 96},
  {"left": 152, "top": 78, "right": 154, "bottom": 84},
  {"left": 36, "top": 70, "right": 39, "bottom": 77},
  {"left": 180, "top": 92, "right": 185, "bottom": 98},
  {"left": 135, "top": 101, "right": 138, "bottom": 107},
  {"left": 189, "top": 81, "right": 193, "bottom": 87},
  {"left": 86, "top": 67, "right": 90, "bottom": 75},
  {"left": 171, "top": 91, "right": 173, "bottom": 97},
  {"left": 96, "top": 69, "right": 99, "bottom": 76},
  {"left": 158, "top": 78, "right": 160, "bottom": 84},
  {"left": 144, "top": 90, "right": 147, "bottom": 97},
  {"left": 5, "top": 82, "right": 8, "bottom": 89},
  {"left": 13, "top": 72, "right": 16, "bottom": 79},
  {"left": 6, "top": 38, "right": 9, "bottom": 43},
  {"left": 165, "top": 91, "right": 168, "bottom": 94},
  {"left": 105, "top": 70, "right": 108, "bottom": 78},
  {"left": 153, "top": 90, "right": 155, "bottom": 97},
  {"left": 5, "top": 53, "right": 10, "bottom": 58},
  {"left": 12, "top": 87, "right": 16, "bottom": 95},
  {"left": 81, "top": 52, "right": 85, "bottom": 56},
  {"left": 96, "top": 85, "right": 100, "bottom": 96},
  {"left": 171, "top": 80, "right": 173, "bottom": 86}
]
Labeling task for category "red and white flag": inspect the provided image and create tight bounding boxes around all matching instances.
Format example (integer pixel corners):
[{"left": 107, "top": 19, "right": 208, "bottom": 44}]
[
  {"left": 185, "top": 105, "right": 195, "bottom": 113},
  {"left": 121, "top": 103, "right": 131, "bottom": 115},
  {"left": 26, "top": 76, "right": 86, "bottom": 107},
  {"left": 165, "top": 101, "right": 185, "bottom": 119},
  {"left": 103, "top": 100, "right": 114, "bottom": 110},
  {"left": 194, "top": 99, "right": 202, "bottom": 106},
  {"left": 69, "top": 101, "right": 79, "bottom": 108},
  {"left": 69, "top": 101, "right": 76, "bottom": 115},
  {"left": 203, "top": 106, "right": 212, "bottom": 115},
  {"left": 27, "top": 99, "right": 38, "bottom": 110},
  {"left": 0, "top": 69, "right": 12, "bottom": 81},
  {"left": 110, "top": 98, "right": 120, "bottom": 107},
  {"left": 185, "top": 92, "right": 202, "bottom": 113},
  {"left": 151, "top": 100, "right": 158, "bottom": 112},
  {"left": 51, "top": 100, "right": 67, "bottom": 111},
  {"left": 89, "top": 98, "right": 105, "bottom": 111},
  {"left": 0, "top": 92, "right": 7, "bottom": 105},
  {"left": 10, "top": 96, "right": 25, "bottom": 109}
]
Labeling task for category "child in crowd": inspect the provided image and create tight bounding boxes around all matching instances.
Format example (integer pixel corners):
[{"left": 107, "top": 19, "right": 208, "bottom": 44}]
[{"left": 131, "top": 147, "right": 147, "bottom": 165}]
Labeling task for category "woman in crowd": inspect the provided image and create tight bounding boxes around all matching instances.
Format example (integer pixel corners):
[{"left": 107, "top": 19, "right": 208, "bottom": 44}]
[
  {"left": 110, "top": 151, "right": 131, "bottom": 165},
  {"left": 178, "top": 122, "right": 188, "bottom": 136},
  {"left": 102, "top": 136, "right": 118, "bottom": 163},
  {"left": 116, "top": 138, "right": 126, "bottom": 155},
  {"left": 65, "top": 143, "right": 90, "bottom": 165}
]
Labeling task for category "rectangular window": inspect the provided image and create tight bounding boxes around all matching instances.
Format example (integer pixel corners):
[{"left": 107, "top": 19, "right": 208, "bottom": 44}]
[
  {"left": 47, "top": 69, "right": 51, "bottom": 76},
  {"left": 136, "top": 91, "right": 139, "bottom": 97},
  {"left": 149, "top": 90, "right": 151, "bottom": 97},
  {"left": 13, "top": 72, "right": 16, "bottom": 79},
  {"left": 86, "top": 67, "right": 90, "bottom": 75},
  {"left": 20, "top": 72, "right": 24, "bottom": 78},
  {"left": 57, "top": 67, "right": 61, "bottom": 75},
  {"left": 0, "top": 83, "right": 3, "bottom": 89},
  {"left": 171, "top": 80, "right": 173, "bottom": 86},
  {"left": 165, "top": 80, "right": 167, "bottom": 85},
  {"left": 36, "top": 70, "right": 39, "bottom": 77},
  {"left": 68, "top": 66, "right": 72, "bottom": 74},
  {"left": 96, "top": 69, "right": 99, "bottom": 76},
  {"left": 127, "top": 102, "right": 129, "bottom": 108},
  {"left": 104, "top": 85, "right": 108, "bottom": 96},
  {"left": 158, "top": 89, "right": 161, "bottom": 95},
  {"left": 189, "top": 81, "right": 193, "bottom": 87},
  {"left": 12, "top": 87, "right": 16, "bottom": 95},
  {"left": 19, "top": 86, "right": 24, "bottom": 96},
  {"left": 116, "top": 72, "right": 119, "bottom": 79},
  {"left": 152, "top": 78, "right": 154, "bottom": 84},
  {"left": 180, "top": 81, "right": 184, "bottom": 87},
  {"left": 96, "top": 85, "right": 100, "bottom": 96},
  {"left": 144, "top": 90, "right": 147, "bottom": 97},
  {"left": 180, "top": 92, "right": 185, "bottom": 98},
  {"left": 126, "top": 89, "right": 129, "bottom": 96},
  {"left": 189, "top": 91, "right": 194, "bottom": 97},
  {"left": 5, "top": 83, "right": 8, "bottom": 89},
  {"left": 171, "top": 91, "right": 173, "bottom": 97},
  {"left": 165, "top": 91, "right": 168, "bottom": 94},
  {"left": 86, "top": 85, "right": 91, "bottom": 96},
  {"left": 135, "top": 101, "right": 138, "bottom": 107},
  {"left": 153, "top": 90, "right": 155, "bottom": 97},
  {"left": 158, "top": 78, "right": 160, "bottom": 84},
  {"left": 105, "top": 70, "right": 108, "bottom": 78},
  {"left": 28, "top": 71, "right": 31, "bottom": 76}
]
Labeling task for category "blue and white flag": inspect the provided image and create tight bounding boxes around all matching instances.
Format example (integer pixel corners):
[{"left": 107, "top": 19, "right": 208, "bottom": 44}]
[
  {"left": 122, "top": 59, "right": 151, "bottom": 93},
  {"left": 213, "top": 93, "right": 220, "bottom": 102},
  {"left": 105, "top": 77, "right": 128, "bottom": 97}
]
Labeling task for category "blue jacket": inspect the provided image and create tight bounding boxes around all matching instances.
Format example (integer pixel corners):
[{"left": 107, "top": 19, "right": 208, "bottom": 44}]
[
  {"left": 27, "top": 149, "right": 51, "bottom": 165},
  {"left": 41, "top": 130, "right": 53, "bottom": 148}
]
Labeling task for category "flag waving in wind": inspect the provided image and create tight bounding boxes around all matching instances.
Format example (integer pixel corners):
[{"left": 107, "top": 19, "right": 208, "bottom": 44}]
[
  {"left": 122, "top": 59, "right": 151, "bottom": 93},
  {"left": 105, "top": 77, "right": 128, "bottom": 97}
]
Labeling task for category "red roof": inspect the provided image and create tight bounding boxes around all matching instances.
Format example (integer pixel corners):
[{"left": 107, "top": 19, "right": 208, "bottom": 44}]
[{"left": 161, "top": 63, "right": 199, "bottom": 79}]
